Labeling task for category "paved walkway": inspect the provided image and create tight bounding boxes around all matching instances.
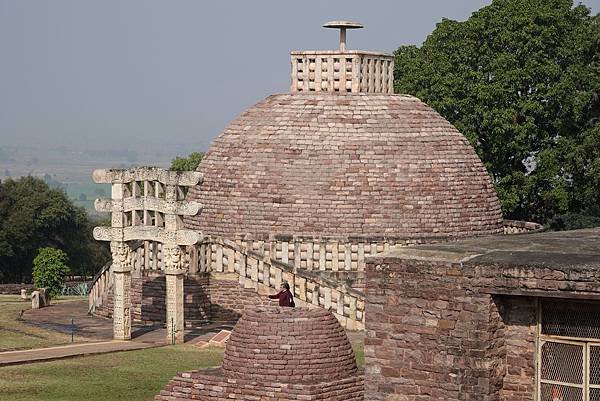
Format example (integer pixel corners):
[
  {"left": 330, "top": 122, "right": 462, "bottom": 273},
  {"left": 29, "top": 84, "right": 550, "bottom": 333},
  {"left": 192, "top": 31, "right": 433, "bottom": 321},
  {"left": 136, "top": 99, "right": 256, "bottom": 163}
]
[
  {"left": 0, "top": 340, "right": 156, "bottom": 366},
  {"left": 22, "top": 298, "right": 113, "bottom": 341},
  {"left": 0, "top": 298, "right": 234, "bottom": 366}
]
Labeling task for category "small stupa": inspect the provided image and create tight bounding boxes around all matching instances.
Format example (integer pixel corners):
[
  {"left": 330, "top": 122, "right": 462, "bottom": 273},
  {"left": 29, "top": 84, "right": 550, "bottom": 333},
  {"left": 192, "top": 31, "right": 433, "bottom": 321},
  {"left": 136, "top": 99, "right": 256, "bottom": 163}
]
[{"left": 156, "top": 307, "right": 363, "bottom": 400}]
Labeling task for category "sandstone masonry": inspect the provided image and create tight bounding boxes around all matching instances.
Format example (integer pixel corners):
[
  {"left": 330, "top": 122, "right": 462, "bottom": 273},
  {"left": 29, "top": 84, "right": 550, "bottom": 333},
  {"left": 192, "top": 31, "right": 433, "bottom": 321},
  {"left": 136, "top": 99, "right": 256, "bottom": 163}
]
[{"left": 365, "top": 228, "right": 600, "bottom": 401}]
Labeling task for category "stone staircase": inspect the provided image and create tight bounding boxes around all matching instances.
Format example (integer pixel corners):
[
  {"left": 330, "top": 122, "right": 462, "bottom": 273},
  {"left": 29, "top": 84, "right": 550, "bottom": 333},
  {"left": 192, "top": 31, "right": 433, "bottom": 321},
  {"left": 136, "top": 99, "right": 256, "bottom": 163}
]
[
  {"left": 203, "top": 236, "right": 366, "bottom": 330},
  {"left": 88, "top": 236, "right": 366, "bottom": 330}
]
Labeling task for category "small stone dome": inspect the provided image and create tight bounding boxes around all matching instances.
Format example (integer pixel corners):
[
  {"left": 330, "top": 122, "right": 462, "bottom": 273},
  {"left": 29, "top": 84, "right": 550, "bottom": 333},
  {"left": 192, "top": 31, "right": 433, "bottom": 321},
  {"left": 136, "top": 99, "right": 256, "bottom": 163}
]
[
  {"left": 222, "top": 306, "right": 357, "bottom": 382},
  {"left": 185, "top": 93, "right": 503, "bottom": 239}
]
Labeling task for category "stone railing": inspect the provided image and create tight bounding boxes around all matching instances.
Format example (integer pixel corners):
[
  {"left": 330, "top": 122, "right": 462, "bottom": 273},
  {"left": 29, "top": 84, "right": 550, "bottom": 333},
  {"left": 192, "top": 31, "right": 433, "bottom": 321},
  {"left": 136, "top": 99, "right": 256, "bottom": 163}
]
[
  {"left": 89, "top": 221, "right": 541, "bottom": 328},
  {"left": 88, "top": 259, "right": 112, "bottom": 314},
  {"left": 290, "top": 50, "right": 394, "bottom": 93},
  {"left": 197, "top": 236, "right": 425, "bottom": 273},
  {"left": 200, "top": 237, "right": 365, "bottom": 330},
  {"left": 89, "top": 235, "right": 366, "bottom": 330},
  {"left": 503, "top": 220, "right": 544, "bottom": 235}
]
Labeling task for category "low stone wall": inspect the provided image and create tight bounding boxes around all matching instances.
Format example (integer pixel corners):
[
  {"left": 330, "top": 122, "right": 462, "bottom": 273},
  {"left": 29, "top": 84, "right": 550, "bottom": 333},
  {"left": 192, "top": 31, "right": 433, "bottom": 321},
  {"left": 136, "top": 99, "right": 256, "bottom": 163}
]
[
  {"left": 0, "top": 284, "right": 34, "bottom": 295},
  {"left": 95, "top": 275, "right": 211, "bottom": 325},
  {"left": 502, "top": 219, "right": 544, "bottom": 234},
  {"left": 132, "top": 275, "right": 212, "bottom": 325},
  {"left": 1, "top": 280, "right": 90, "bottom": 295}
]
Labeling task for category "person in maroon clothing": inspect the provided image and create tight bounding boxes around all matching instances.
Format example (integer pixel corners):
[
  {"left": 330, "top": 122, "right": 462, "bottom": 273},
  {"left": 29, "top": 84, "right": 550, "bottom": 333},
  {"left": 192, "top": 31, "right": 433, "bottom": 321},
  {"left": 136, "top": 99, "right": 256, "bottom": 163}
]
[{"left": 268, "top": 282, "right": 295, "bottom": 307}]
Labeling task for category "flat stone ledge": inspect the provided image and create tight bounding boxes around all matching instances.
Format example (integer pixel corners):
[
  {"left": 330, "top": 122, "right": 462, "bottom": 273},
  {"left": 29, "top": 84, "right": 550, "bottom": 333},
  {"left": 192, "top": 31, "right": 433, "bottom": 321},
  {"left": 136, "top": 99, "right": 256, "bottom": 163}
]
[{"left": 367, "top": 227, "right": 600, "bottom": 269}]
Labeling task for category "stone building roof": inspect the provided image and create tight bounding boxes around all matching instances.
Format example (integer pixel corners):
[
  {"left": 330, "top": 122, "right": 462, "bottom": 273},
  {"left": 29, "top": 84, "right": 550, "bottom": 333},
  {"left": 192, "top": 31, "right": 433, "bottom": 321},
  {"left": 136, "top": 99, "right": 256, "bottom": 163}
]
[
  {"left": 370, "top": 227, "right": 600, "bottom": 269},
  {"left": 185, "top": 93, "right": 504, "bottom": 240}
]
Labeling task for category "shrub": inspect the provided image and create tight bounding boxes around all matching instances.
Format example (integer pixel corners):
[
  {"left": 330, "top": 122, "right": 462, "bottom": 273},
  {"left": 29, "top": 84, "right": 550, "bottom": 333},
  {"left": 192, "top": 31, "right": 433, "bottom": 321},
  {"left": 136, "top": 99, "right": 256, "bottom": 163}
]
[
  {"left": 549, "top": 213, "right": 600, "bottom": 231},
  {"left": 32, "top": 247, "right": 70, "bottom": 298}
]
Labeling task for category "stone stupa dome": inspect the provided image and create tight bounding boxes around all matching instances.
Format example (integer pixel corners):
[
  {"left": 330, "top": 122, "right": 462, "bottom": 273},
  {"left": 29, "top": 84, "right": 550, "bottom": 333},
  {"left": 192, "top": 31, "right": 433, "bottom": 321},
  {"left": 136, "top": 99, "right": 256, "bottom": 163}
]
[
  {"left": 222, "top": 306, "right": 357, "bottom": 382},
  {"left": 185, "top": 22, "right": 503, "bottom": 241}
]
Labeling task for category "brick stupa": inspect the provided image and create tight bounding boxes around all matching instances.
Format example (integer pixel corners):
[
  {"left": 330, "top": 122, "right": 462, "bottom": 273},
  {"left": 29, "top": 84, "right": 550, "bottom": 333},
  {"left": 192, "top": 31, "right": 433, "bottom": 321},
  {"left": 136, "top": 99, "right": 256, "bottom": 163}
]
[
  {"left": 155, "top": 307, "right": 363, "bottom": 400},
  {"left": 185, "top": 21, "right": 503, "bottom": 242}
]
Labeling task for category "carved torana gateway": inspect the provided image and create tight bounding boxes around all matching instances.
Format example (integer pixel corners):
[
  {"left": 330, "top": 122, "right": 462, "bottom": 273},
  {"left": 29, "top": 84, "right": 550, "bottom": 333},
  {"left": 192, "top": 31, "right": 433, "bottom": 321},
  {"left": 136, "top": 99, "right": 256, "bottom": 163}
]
[{"left": 93, "top": 167, "right": 202, "bottom": 343}]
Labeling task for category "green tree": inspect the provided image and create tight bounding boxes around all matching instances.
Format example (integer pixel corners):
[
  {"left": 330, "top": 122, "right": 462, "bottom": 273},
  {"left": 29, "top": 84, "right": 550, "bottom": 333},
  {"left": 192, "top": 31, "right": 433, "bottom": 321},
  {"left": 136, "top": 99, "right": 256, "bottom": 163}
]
[
  {"left": 32, "top": 247, "right": 70, "bottom": 298},
  {"left": 394, "top": 0, "right": 599, "bottom": 225},
  {"left": 0, "top": 177, "right": 110, "bottom": 283},
  {"left": 170, "top": 152, "right": 204, "bottom": 172}
]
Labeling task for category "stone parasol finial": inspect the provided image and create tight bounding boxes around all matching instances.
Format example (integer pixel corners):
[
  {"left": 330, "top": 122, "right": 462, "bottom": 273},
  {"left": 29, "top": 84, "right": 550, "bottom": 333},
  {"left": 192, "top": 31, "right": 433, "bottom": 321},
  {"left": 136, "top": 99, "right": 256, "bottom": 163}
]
[{"left": 323, "top": 20, "right": 364, "bottom": 52}]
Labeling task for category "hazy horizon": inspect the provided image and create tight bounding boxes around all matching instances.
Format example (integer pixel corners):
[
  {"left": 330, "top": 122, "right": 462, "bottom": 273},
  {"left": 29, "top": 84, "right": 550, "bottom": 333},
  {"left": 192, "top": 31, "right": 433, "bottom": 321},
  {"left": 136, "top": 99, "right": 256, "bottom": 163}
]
[{"left": 1, "top": 0, "right": 599, "bottom": 154}]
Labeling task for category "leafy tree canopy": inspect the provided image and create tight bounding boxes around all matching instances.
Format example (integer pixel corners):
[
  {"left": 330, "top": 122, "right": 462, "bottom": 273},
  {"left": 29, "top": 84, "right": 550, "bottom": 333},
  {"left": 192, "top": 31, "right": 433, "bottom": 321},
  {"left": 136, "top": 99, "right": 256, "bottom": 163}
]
[
  {"left": 0, "top": 176, "right": 110, "bottom": 283},
  {"left": 32, "top": 247, "right": 70, "bottom": 298},
  {"left": 170, "top": 152, "right": 204, "bottom": 172},
  {"left": 394, "top": 0, "right": 599, "bottom": 225}
]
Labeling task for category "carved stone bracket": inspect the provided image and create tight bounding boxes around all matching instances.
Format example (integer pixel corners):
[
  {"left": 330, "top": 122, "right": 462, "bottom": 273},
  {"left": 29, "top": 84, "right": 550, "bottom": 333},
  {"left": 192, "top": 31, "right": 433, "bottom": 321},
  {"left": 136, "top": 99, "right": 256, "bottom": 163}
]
[
  {"left": 163, "top": 244, "right": 186, "bottom": 273},
  {"left": 110, "top": 242, "right": 133, "bottom": 273}
]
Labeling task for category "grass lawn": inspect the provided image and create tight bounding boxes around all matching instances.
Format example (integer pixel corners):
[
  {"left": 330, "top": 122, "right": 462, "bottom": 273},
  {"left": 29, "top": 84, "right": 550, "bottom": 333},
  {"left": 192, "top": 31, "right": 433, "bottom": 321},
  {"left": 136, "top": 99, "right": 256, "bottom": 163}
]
[
  {"left": 0, "top": 295, "right": 84, "bottom": 352},
  {"left": 0, "top": 345, "right": 224, "bottom": 401},
  {"left": 0, "top": 343, "right": 364, "bottom": 401}
]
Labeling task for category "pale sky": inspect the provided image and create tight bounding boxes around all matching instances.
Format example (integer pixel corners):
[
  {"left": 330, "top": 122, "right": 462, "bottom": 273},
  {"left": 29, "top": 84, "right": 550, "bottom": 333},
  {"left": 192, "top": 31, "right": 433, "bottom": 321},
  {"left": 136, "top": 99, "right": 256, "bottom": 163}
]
[{"left": 1, "top": 1, "right": 598, "bottom": 152}]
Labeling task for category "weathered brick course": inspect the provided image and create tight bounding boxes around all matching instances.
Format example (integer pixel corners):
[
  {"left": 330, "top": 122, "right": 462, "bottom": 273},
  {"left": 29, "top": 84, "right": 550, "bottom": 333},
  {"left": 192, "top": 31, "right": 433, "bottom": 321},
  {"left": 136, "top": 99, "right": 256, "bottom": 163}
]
[
  {"left": 222, "top": 307, "right": 357, "bottom": 382},
  {"left": 185, "top": 93, "right": 503, "bottom": 241}
]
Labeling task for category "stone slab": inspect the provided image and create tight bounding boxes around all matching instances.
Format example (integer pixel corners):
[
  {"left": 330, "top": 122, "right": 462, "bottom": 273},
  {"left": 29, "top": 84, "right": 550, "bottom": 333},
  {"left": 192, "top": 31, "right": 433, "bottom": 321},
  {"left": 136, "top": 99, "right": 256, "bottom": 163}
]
[{"left": 369, "top": 228, "right": 600, "bottom": 269}]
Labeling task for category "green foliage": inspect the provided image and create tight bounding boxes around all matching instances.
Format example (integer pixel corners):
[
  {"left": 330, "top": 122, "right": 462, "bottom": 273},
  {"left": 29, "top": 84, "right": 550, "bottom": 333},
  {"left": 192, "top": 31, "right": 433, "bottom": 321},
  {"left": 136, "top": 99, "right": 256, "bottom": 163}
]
[
  {"left": 0, "top": 177, "right": 110, "bottom": 283},
  {"left": 394, "top": 0, "right": 600, "bottom": 225},
  {"left": 170, "top": 152, "right": 204, "bottom": 172},
  {"left": 549, "top": 210, "right": 600, "bottom": 231},
  {"left": 32, "top": 248, "right": 70, "bottom": 298},
  {"left": 60, "top": 282, "right": 89, "bottom": 296}
]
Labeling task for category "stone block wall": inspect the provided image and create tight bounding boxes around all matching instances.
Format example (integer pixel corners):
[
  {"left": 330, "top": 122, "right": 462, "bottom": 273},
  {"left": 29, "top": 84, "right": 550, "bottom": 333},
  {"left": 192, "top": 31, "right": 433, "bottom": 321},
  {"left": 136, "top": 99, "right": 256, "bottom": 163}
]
[
  {"left": 365, "top": 253, "right": 600, "bottom": 401},
  {"left": 95, "top": 275, "right": 210, "bottom": 324},
  {"left": 497, "top": 297, "right": 536, "bottom": 401},
  {"left": 95, "top": 273, "right": 271, "bottom": 325},
  {"left": 207, "top": 276, "right": 271, "bottom": 321},
  {"left": 156, "top": 368, "right": 364, "bottom": 401},
  {"left": 132, "top": 275, "right": 212, "bottom": 325},
  {"left": 365, "top": 258, "right": 496, "bottom": 400}
]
